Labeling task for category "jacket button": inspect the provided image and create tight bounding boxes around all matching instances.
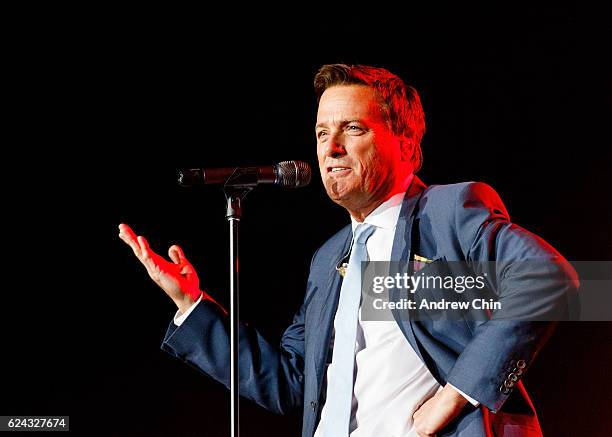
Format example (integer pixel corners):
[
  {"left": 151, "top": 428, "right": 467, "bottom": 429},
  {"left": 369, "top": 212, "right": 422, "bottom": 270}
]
[
  {"left": 310, "top": 401, "right": 317, "bottom": 411},
  {"left": 517, "top": 359, "right": 527, "bottom": 369}
]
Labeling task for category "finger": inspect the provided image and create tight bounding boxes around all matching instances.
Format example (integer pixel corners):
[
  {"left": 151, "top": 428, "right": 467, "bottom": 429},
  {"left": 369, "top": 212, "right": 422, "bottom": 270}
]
[
  {"left": 118, "top": 223, "right": 138, "bottom": 241},
  {"left": 138, "top": 235, "right": 153, "bottom": 260},
  {"left": 168, "top": 245, "right": 181, "bottom": 264},
  {"left": 137, "top": 236, "right": 163, "bottom": 277},
  {"left": 119, "top": 231, "right": 141, "bottom": 256},
  {"left": 168, "top": 244, "right": 188, "bottom": 264},
  {"left": 118, "top": 223, "right": 142, "bottom": 257}
]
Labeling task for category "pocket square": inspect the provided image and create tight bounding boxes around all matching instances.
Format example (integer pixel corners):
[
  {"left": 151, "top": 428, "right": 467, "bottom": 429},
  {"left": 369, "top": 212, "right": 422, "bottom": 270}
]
[
  {"left": 413, "top": 254, "right": 433, "bottom": 272},
  {"left": 413, "top": 254, "right": 433, "bottom": 263}
]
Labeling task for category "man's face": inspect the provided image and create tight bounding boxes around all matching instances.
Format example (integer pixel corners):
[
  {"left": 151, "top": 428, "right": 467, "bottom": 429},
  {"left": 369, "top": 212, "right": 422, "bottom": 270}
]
[{"left": 316, "top": 85, "right": 407, "bottom": 217}]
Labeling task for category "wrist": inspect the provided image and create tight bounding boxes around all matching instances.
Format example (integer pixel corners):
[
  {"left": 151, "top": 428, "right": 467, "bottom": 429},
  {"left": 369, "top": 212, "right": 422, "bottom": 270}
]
[
  {"left": 176, "top": 291, "right": 201, "bottom": 314},
  {"left": 442, "top": 384, "right": 469, "bottom": 407}
]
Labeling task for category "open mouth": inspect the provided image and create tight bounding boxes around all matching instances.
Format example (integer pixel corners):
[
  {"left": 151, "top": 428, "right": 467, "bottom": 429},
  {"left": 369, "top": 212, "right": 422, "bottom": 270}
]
[{"left": 327, "top": 166, "right": 351, "bottom": 175}]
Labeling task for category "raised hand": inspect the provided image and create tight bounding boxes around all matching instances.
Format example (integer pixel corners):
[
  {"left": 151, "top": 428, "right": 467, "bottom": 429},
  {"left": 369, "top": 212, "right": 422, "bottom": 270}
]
[{"left": 118, "top": 223, "right": 202, "bottom": 313}]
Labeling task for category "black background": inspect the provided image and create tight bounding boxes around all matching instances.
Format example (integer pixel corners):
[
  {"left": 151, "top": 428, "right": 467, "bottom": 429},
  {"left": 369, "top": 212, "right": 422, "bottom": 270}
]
[{"left": 3, "top": 4, "right": 611, "bottom": 436}]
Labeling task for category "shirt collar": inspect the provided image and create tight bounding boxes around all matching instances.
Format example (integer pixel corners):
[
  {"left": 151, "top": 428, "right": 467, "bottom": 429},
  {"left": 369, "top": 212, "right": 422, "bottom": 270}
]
[{"left": 350, "top": 173, "right": 414, "bottom": 232}]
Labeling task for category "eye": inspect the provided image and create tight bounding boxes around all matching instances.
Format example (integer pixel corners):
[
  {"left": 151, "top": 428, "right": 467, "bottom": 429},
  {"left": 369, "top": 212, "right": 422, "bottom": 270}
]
[
  {"left": 346, "top": 125, "right": 365, "bottom": 134},
  {"left": 317, "top": 130, "right": 328, "bottom": 140}
]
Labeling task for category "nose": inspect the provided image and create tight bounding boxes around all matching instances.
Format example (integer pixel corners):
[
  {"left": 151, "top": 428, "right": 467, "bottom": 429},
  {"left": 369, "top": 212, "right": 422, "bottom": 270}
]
[{"left": 322, "top": 134, "right": 346, "bottom": 159}]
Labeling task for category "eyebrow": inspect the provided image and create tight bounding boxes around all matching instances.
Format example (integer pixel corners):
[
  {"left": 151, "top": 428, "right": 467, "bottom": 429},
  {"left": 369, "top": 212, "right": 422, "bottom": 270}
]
[{"left": 315, "top": 119, "right": 363, "bottom": 130}]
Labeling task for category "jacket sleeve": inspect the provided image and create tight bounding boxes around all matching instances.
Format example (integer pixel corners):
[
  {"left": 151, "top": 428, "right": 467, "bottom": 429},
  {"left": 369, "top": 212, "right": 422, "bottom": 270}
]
[
  {"left": 445, "top": 182, "right": 579, "bottom": 413},
  {"left": 160, "top": 250, "right": 320, "bottom": 415}
]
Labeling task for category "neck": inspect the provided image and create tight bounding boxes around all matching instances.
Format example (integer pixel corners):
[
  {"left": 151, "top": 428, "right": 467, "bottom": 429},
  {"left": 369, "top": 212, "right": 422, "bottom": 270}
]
[{"left": 348, "top": 174, "right": 414, "bottom": 222}]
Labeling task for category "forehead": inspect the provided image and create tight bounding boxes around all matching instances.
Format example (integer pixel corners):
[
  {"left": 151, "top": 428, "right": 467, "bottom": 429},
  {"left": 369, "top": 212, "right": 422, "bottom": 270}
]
[{"left": 316, "top": 85, "right": 384, "bottom": 125}]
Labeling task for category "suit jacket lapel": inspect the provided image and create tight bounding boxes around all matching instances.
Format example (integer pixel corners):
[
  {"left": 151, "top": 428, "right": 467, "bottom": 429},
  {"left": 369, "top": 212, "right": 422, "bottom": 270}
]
[
  {"left": 389, "top": 175, "right": 428, "bottom": 364},
  {"left": 313, "top": 226, "right": 352, "bottom": 389}
]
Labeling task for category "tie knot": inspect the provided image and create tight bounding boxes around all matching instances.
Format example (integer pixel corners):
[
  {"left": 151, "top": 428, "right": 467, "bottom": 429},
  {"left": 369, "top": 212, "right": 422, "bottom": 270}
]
[{"left": 353, "top": 223, "right": 375, "bottom": 245}]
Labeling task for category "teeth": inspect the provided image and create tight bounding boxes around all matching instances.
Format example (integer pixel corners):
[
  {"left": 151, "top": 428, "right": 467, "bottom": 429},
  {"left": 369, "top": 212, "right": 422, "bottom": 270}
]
[{"left": 331, "top": 168, "right": 348, "bottom": 172}]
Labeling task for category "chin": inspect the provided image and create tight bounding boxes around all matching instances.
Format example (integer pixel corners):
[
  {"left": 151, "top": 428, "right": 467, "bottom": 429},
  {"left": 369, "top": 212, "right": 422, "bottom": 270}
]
[
  {"left": 326, "top": 189, "right": 358, "bottom": 209},
  {"left": 325, "top": 182, "right": 349, "bottom": 200}
]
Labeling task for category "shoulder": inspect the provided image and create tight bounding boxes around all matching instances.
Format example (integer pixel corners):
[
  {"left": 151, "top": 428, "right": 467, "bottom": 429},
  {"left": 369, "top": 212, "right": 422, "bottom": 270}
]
[
  {"left": 422, "top": 181, "right": 497, "bottom": 201},
  {"left": 420, "top": 181, "right": 508, "bottom": 217}
]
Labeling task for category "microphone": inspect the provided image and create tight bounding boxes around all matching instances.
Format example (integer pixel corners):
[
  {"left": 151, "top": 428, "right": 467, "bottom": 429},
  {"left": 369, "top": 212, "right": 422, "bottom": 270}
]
[{"left": 178, "top": 160, "right": 312, "bottom": 188}]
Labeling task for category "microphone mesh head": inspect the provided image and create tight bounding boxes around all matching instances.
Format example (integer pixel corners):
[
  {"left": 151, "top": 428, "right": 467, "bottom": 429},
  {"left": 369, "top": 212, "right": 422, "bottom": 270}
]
[
  {"left": 277, "top": 161, "right": 312, "bottom": 188},
  {"left": 177, "top": 169, "right": 203, "bottom": 187}
]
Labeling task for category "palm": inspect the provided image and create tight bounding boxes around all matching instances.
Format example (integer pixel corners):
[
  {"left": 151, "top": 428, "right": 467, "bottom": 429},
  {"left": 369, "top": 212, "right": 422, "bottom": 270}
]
[
  {"left": 118, "top": 223, "right": 201, "bottom": 302},
  {"left": 147, "top": 251, "right": 199, "bottom": 300}
]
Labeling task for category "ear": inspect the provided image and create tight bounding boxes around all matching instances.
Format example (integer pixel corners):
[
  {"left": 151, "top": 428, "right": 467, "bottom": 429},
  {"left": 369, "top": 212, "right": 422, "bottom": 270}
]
[{"left": 399, "top": 136, "right": 414, "bottom": 162}]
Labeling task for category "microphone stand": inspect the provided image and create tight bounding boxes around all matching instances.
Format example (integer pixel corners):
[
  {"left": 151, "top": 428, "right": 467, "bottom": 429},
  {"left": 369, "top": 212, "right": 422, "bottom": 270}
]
[
  {"left": 179, "top": 163, "right": 309, "bottom": 436},
  {"left": 223, "top": 169, "right": 258, "bottom": 437}
]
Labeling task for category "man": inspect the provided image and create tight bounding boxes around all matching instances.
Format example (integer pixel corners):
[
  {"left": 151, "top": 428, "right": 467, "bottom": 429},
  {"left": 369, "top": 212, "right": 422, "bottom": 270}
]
[{"left": 119, "top": 64, "right": 578, "bottom": 436}]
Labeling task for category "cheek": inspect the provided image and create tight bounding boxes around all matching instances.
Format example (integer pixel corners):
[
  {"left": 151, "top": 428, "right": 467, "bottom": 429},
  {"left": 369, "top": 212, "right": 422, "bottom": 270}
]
[
  {"left": 316, "top": 145, "right": 326, "bottom": 170},
  {"left": 357, "top": 147, "right": 383, "bottom": 177},
  {"left": 316, "top": 143, "right": 324, "bottom": 161}
]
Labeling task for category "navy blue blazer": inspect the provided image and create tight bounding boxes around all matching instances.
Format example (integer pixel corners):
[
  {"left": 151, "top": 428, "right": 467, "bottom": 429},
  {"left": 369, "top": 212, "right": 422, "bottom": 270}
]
[{"left": 162, "top": 176, "right": 578, "bottom": 436}]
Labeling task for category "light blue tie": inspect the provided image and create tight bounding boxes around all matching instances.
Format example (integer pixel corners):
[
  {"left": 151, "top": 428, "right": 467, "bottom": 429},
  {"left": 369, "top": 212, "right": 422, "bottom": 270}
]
[{"left": 325, "top": 223, "right": 375, "bottom": 437}]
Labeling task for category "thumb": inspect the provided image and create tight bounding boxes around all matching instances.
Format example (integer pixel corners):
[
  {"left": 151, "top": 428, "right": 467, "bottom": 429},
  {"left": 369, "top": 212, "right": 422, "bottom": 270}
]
[{"left": 168, "top": 244, "right": 187, "bottom": 265}]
